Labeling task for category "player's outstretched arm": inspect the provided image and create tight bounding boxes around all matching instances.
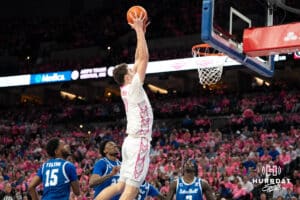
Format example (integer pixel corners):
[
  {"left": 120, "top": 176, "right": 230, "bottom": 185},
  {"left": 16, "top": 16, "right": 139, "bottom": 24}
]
[
  {"left": 71, "top": 180, "right": 80, "bottom": 196},
  {"left": 89, "top": 166, "right": 120, "bottom": 188},
  {"left": 28, "top": 176, "right": 42, "bottom": 200},
  {"left": 165, "top": 181, "right": 177, "bottom": 200},
  {"left": 128, "top": 14, "right": 149, "bottom": 83},
  {"left": 201, "top": 180, "right": 216, "bottom": 200},
  {"left": 89, "top": 174, "right": 110, "bottom": 188}
]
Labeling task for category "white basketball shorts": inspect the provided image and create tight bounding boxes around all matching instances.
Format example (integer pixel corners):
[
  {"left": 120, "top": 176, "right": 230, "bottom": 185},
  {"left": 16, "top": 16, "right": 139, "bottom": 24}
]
[{"left": 119, "top": 135, "right": 150, "bottom": 187}]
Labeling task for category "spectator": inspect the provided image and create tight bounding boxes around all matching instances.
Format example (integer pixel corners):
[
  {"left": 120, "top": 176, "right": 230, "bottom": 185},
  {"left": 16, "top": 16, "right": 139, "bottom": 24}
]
[
  {"left": 242, "top": 156, "right": 256, "bottom": 173},
  {"left": 269, "top": 145, "right": 280, "bottom": 161},
  {"left": 241, "top": 176, "right": 253, "bottom": 194},
  {"left": 260, "top": 193, "right": 267, "bottom": 200},
  {"left": 232, "top": 183, "right": 247, "bottom": 199},
  {"left": 0, "top": 182, "right": 16, "bottom": 200}
]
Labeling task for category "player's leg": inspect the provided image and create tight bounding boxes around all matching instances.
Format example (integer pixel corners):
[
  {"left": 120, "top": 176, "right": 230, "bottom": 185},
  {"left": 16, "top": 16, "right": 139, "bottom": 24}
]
[
  {"left": 119, "top": 184, "right": 139, "bottom": 200},
  {"left": 120, "top": 137, "right": 150, "bottom": 200},
  {"left": 95, "top": 181, "right": 125, "bottom": 200}
]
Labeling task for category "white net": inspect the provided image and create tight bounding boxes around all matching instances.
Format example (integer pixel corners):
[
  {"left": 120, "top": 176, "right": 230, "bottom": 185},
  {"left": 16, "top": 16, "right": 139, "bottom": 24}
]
[
  {"left": 197, "top": 60, "right": 224, "bottom": 85},
  {"left": 192, "top": 45, "right": 226, "bottom": 85}
]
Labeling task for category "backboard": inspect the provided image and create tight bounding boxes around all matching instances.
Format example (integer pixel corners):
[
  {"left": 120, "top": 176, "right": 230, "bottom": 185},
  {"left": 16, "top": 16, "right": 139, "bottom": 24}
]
[{"left": 201, "top": 0, "right": 275, "bottom": 77}]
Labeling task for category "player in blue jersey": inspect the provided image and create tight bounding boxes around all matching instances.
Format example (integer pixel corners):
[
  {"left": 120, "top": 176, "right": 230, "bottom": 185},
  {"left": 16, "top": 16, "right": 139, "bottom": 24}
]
[
  {"left": 135, "top": 181, "right": 165, "bottom": 200},
  {"left": 28, "top": 138, "right": 80, "bottom": 200},
  {"left": 89, "top": 140, "right": 121, "bottom": 199},
  {"left": 166, "top": 159, "right": 216, "bottom": 200}
]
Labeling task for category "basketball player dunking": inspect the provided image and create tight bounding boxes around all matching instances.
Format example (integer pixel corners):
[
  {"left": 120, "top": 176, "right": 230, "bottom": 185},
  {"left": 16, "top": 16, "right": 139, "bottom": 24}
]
[{"left": 96, "top": 10, "right": 152, "bottom": 200}]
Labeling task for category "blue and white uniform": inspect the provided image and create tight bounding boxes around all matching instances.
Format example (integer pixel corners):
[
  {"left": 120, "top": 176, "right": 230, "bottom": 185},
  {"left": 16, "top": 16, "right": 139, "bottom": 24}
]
[
  {"left": 92, "top": 157, "right": 121, "bottom": 199},
  {"left": 136, "top": 181, "right": 160, "bottom": 200},
  {"left": 37, "top": 158, "right": 78, "bottom": 200},
  {"left": 176, "top": 177, "right": 203, "bottom": 200}
]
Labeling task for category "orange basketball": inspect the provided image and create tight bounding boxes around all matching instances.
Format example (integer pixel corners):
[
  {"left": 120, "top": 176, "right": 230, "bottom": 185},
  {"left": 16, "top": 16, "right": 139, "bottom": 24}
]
[{"left": 126, "top": 6, "right": 148, "bottom": 24}]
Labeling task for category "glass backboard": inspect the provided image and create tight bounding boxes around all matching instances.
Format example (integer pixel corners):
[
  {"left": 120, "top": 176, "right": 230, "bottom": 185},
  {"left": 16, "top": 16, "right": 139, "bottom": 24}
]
[{"left": 201, "top": 0, "right": 274, "bottom": 77}]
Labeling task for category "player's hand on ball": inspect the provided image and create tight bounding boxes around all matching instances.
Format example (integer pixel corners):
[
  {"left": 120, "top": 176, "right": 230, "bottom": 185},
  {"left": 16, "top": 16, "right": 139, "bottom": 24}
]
[
  {"left": 127, "top": 6, "right": 149, "bottom": 33},
  {"left": 128, "top": 13, "right": 147, "bottom": 30}
]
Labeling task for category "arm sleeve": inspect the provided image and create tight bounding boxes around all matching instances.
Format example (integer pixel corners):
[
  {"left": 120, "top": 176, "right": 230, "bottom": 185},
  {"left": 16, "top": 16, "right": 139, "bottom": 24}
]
[
  {"left": 148, "top": 184, "right": 160, "bottom": 197},
  {"left": 65, "top": 163, "right": 78, "bottom": 182},
  {"left": 92, "top": 160, "right": 106, "bottom": 176},
  {"left": 37, "top": 166, "right": 43, "bottom": 180}
]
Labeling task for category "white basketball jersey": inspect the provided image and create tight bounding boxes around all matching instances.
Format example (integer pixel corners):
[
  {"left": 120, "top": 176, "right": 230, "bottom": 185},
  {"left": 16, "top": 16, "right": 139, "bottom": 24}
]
[{"left": 121, "top": 74, "right": 153, "bottom": 140}]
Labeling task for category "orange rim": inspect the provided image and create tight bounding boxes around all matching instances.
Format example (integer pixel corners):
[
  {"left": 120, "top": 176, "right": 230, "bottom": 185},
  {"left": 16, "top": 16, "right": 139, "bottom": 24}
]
[{"left": 192, "top": 44, "right": 224, "bottom": 57}]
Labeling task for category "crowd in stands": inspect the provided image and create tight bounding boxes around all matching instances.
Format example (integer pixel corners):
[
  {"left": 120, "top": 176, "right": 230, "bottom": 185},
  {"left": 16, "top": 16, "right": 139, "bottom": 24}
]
[
  {"left": 1, "top": 85, "right": 299, "bottom": 129},
  {"left": 0, "top": 84, "right": 299, "bottom": 199},
  {"left": 0, "top": 0, "right": 200, "bottom": 75}
]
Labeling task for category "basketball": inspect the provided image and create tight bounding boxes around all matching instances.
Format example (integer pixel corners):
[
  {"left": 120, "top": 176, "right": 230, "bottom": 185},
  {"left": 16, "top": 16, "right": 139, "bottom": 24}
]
[{"left": 126, "top": 5, "right": 148, "bottom": 24}]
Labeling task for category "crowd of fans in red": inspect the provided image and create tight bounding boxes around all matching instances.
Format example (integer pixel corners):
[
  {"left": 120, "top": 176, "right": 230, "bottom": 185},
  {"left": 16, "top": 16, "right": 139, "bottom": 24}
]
[{"left": 0, "top": 85, "right": 299, "bottom": 200}]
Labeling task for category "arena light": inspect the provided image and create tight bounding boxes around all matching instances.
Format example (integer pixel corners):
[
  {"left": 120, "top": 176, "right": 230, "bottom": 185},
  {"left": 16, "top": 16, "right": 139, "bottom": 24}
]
[
  {"left": 147, "top": 84, "right": 168, "bottom": 94},
  {"left": 60, "top": 91, "right": 76, "bottom": 100},
  {"left": 254, "top": 77, "right": 264, "bottom": 86},
  {"left": 77, "top": 96, "right": 85, "bottom": 100},
  {"left": 265, "top": 81, "right": 270, "bottom": 87}
]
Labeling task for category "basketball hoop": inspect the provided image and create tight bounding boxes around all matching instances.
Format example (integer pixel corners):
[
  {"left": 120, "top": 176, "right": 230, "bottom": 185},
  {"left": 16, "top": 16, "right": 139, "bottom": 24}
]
[
  {"left": 192, "top": 44, "right": 226, "bottom": 85},
  {"left": 192, "top": 43, "right": 224, "bottom": 57}
]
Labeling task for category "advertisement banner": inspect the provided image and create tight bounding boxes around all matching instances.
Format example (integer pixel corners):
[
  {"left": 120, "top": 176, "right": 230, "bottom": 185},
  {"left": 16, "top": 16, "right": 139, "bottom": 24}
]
[
  {"left": 30, "top": 71, "right": 72, "bottom": 85},
  {"left": 79, "top": 67, "right": 107, "bottom": 79},
  {"left": 0, "top": 57, "right": 241, "bottom": 87},
  {"left": 0, "top": 74, "right": 30, "bottom": 87}
]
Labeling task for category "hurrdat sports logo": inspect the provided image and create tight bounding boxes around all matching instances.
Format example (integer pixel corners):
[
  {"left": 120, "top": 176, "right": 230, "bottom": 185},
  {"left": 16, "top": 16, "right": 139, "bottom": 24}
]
[{"left": 252, "top": 164, "right": 291, "bottom": 192}]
